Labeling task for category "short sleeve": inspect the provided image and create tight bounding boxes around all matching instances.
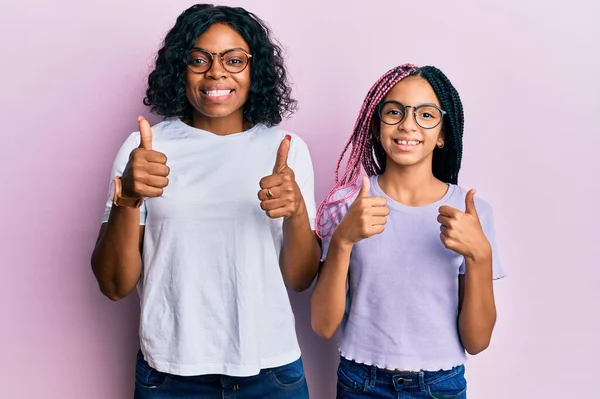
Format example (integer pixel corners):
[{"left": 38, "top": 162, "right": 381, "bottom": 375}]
[
  {"left": 101, "top": 132, "right": 147, "bottom": 225},
  {"left": 459, "top": 200, "right": 506, "bottom": 280},
  {"left": 318, "top": 184, "right": 360, "bottom": 262},
  {"left": 288, "top": 136, "right": 316, "bottom": 230}
]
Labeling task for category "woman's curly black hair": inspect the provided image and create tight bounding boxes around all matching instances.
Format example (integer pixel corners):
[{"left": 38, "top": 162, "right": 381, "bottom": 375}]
[{"left": 143, "top": 4, "right": 297, "bottom": 127}]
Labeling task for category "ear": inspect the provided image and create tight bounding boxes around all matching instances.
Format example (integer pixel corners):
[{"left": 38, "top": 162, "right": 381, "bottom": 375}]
[
  {"left": 436, "top": 129, "right": 446, "bottom": 148},
  {"left": 371, "top": 117, "right": 380, "bottom": 142}
]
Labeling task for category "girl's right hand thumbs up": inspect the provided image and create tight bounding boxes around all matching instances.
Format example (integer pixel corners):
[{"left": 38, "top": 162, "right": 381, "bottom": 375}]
[{"left": 335, "top": 176, "right": 390, "bottom": 245}]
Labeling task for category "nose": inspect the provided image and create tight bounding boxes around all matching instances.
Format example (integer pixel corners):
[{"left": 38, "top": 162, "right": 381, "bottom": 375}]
[
  {"left": 398, "top": 106, "right": 418, "bottom": 131},
  {"left": 205, "top": 55, "right": 228, "bottom": 79}
]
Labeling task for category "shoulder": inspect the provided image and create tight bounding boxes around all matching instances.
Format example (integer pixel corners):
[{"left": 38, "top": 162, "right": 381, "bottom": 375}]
[
  {"left": 323, "top": 181, "right": 362, "bottom": 213},
  {"left": 256, "top": 126, "right": 313, "bottom": 173},
  {"left": 149, "top": 119, "right": 184, "bottom": 140},
  {"left": 256, "top": 125, "right": 310, "bottom": 151},
  {"left": 334, "top": 179, "right": 365, "bottom": 203},
  {"left": 150, "top": 119, "right": 178, "bottom": 133},
  {"left": 120, "top": 119, "right": 176, "bottom": 148},
  {"left": 317, "top": 181, "right": 362, "bottom": 239},
  {"left": 450, "top": 185, "right": 494, "bottom": 217}
]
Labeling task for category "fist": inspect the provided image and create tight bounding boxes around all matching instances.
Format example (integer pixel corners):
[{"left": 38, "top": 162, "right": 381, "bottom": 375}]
[
  {"left": 121, "top": 116, "right": 170, "bottom": 199},
  {"left": 257, "top": 135, "right": 304, "bottom": 219},
  {"left": 335, "top": 176, "right": 390, "bottom": 244},
  {"left": 437, "top": 189, "right": 491, "bottom": 261}
]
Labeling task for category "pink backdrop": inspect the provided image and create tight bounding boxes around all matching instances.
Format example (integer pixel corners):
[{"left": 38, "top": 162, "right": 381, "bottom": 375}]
[{"left": 2, "top": 0, "right": 598, "bottom": 398}]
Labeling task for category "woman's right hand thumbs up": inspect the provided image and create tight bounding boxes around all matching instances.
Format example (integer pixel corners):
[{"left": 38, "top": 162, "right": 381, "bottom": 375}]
[{"left": 121, "top": 116, "right": 170, "bottom": 199}]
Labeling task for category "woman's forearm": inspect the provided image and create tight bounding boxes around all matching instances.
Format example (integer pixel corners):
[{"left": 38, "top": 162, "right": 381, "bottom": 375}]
[
  {"left": 280, "top": 200, "right": 321, "bottom": 292},
  {"left": 91, "top": 206, "right": 143, "bottom": 300}
]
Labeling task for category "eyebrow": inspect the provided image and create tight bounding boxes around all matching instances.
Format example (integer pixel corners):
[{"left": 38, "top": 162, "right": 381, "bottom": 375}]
[
  {"left": 386, "top": 100, "right": 442, "bottom": 108},
  {"left": 190, "top": 47, "right": 250, "bottom": 53}
]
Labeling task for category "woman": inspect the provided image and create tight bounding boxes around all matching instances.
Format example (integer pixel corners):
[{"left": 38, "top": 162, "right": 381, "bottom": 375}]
[
  {"left": 311, "top": 64, "right": 506, "bottom": 398},
  {"left": 91, "top": 4, "right": 319, "bottom": 398}
]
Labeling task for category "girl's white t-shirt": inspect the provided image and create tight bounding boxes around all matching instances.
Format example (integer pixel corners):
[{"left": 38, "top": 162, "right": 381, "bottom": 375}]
[{"left": 102, "top": 119, "right": 316, "bottom": 377}]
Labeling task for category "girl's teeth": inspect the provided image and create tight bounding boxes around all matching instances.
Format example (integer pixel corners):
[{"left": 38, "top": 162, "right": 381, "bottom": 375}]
[
  {"left": 205, "top": 90, "right": 232, "bottom": 96},
  {"left": 394, "top": 139, "right": 420, "bottom": 145}
]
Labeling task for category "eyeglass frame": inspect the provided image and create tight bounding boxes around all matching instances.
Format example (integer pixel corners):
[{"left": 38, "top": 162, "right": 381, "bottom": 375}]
[
  {"left": 377, "top": 100, "right": 447, "bottom": 130},
  {"left": 186, "top": 47, "right": 253, "bottom": 74}
]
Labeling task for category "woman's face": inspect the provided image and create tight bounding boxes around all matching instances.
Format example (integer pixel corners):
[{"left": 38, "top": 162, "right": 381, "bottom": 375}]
[
  {"left": 376, "top": 76, "right": 445, "bottom": 169},
  {"left": 185, "top": 23, "right": 251, "bottom": 124}
]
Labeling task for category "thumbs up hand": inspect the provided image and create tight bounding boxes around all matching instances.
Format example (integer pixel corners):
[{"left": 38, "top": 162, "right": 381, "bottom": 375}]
[
  {"left": 334, "top": 176, "right": 390, "bottom": 245},
  {"left": 272, "top": 133, "right": 290, "bottom": 175},
  {"left": 437, "top": 189, "right": 491, "bottom": 261},
  {"left": 121, "top": 116, "right": 170, "bottom": 199},
  {"left": 258, "top": 135, "right": 304, "bottom": 219}
]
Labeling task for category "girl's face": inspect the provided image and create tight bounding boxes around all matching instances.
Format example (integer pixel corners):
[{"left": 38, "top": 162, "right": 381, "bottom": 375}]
[
  {"left": 375, "top": 76, "right": 445, "bottom": 170},
  {"left": 185, "top": 23, "right": 251, "bottom": 124}
]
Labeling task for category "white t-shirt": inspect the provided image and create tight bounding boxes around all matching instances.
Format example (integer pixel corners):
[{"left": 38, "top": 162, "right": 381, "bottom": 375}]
[{"left": 102, "top": 119, "right": 317, "bottom": 377}]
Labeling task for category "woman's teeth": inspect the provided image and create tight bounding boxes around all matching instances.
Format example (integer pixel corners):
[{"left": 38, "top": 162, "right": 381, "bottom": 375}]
[{"left": 203, "top": 90, "right": 233, "bottom": 96}]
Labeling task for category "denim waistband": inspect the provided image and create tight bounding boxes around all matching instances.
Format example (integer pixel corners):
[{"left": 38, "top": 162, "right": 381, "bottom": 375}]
[{"left": 339, "top": 356, "right": 464, "bottom": 392}]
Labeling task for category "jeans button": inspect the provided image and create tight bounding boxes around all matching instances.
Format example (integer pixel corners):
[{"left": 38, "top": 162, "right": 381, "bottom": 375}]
[{"left": 397, "top": 377, "right": 405, "bottom": 385}]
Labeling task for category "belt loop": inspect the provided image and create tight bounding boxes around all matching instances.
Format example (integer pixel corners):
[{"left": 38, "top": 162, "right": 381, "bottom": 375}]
[
  {"left": 369, "top": 365, "right": 377, "bottom": 388},
  {"left": 418, "top": 371, "right": 426, "bottom": 391}
]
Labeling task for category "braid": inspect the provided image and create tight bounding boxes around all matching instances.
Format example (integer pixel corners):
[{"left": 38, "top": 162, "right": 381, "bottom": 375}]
[
  {"left": 415, "top": 66, "right": 464, "bottom": 184},
  {"left": 316, "top": 64, "right": 418, "bottom": 238},
  {"left": 315, "top": 64, "right": 464, "bottom": 239}
]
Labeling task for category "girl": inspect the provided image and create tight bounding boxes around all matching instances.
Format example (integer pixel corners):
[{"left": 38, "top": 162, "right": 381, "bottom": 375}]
[
  {"left": 311, "top": 64, "right": 505, "bottom": 398},
  {"left": 91, "top": 5, "right": 319, "bottom": 398}
]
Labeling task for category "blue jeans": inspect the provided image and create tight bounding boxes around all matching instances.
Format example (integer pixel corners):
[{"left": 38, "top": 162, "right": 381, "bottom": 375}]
[
  {"left": 336, "top": 356, "right": 466, "bottom": 399},
  {"left": 134, "top": 350, "right": 309, "bottom": 398}
]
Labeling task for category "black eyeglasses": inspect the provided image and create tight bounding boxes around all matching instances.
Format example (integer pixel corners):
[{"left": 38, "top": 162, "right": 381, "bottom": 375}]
[
  {"left": 186, "top": 48, "right": 252, "bottom": 74},
  {"left": 377, "top": 101, "right": 446, "bottom": 129}
]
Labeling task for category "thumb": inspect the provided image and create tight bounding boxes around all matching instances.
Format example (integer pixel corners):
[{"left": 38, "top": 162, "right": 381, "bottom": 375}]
[
  {"left": 273, "top": 134, "right": 291, "bottom": 174},
  {"left": 358, "top": 176, "right": 371, "bottom": 198},
  {"left": 465, "top": 189, "right": 478, "bottom": 216},
  {"left": 138, "top": 116, "right": 153, "bottom": 150}
]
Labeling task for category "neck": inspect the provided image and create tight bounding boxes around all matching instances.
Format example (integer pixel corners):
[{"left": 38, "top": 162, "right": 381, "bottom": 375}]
[
  {"left": 378, "top": 156, "right": 448, "bottom": 207},
  {"left": 189, "top": 109, "right": 248, "bottom": 135}
]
